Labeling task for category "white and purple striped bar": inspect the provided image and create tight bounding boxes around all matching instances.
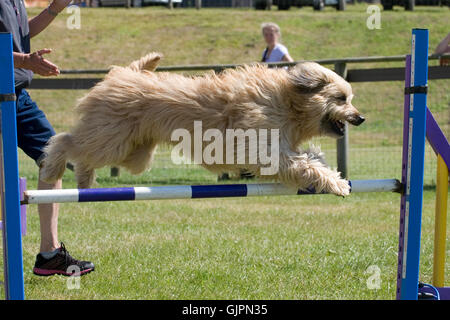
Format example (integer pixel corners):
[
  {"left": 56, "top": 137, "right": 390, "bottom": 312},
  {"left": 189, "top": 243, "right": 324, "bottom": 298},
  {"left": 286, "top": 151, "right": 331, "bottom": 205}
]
[{"left": 22, "top": 179, "right": 400, "bottom": 205}]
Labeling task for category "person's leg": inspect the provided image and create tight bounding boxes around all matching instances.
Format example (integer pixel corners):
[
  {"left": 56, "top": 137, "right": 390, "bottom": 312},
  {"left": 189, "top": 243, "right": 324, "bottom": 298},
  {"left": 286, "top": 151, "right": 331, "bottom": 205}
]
[
  {"left": 37, "top": 175, "right": 62, "bottom": 253},
  {"left": 15, "top": 88, "right": 94, "bottom": 276},
  {"left": 15, "top": 88, "right": 60, "bottom": 252}
]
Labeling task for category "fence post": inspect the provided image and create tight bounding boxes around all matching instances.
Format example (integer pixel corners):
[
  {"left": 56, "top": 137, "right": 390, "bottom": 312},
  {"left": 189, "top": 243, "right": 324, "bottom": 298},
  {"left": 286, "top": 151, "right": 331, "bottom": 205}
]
[
  {"left": 334, "top": 62, "right": 348, "bottom": 179},
  {"left": 111, "top": 167, "right": 120, "bottom": 177},
  {"left": 195, "top": 0, "right": 201, "bottom": 9},
  {"left": 0, "top": 33, "right": 25, "bottom": 300}
]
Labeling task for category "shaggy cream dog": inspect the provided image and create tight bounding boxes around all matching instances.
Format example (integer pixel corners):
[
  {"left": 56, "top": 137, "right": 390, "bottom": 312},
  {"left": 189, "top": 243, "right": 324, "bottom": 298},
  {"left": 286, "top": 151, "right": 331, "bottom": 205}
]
[{"left": 40, "top": 53, "right": 365, "bottom": 196}]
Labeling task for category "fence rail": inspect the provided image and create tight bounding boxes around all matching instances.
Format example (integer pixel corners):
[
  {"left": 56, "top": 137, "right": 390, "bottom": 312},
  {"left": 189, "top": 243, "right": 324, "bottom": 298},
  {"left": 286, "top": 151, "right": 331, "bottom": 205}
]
[
  {"left": 28, "top": 53, "right": 450, "bottom": 178},
  {"left": 27, "top": 66, "right": 450, "bottom": 90},
  {"left": 51, "top": 53, "right": 450, "bottom": 75}
]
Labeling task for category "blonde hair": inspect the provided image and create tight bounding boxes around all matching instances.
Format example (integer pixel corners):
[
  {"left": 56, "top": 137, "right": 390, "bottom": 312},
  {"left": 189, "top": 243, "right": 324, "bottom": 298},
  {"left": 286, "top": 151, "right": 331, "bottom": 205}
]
[{"left": 261, "top": 22, "right": 281, "bottom": 37}]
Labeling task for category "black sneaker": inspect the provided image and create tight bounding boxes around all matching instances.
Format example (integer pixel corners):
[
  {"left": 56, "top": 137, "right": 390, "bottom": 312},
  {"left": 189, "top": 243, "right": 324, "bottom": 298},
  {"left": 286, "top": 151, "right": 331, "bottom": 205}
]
[{"left": 33, "top": 242, "right": 95, "bottom": 276}]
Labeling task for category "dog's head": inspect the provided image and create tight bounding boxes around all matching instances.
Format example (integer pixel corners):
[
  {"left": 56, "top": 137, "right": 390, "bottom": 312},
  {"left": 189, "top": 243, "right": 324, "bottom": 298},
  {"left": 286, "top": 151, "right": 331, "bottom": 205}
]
[{"left": 287, "top": 62, "right": 365, "bottom": 139}]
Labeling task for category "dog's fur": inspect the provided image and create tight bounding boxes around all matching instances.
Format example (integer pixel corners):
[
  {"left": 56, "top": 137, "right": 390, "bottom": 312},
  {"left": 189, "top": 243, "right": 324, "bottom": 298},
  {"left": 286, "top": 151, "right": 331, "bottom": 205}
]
[{"left": 40, "top": 53, "right": 364, "bottom": 196}]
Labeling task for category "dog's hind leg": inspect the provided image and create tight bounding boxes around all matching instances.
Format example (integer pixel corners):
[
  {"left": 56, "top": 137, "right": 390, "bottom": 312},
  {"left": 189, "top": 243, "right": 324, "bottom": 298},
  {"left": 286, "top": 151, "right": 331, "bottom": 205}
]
[
  {"left": 119, "top": 142, "right": 158, "bottom": 175},
  {"left": 40, "top": 133, "right": 74, "bottom": 184},
  {"left": 75, "top": 162, "right": 96, "bottom": 189}
]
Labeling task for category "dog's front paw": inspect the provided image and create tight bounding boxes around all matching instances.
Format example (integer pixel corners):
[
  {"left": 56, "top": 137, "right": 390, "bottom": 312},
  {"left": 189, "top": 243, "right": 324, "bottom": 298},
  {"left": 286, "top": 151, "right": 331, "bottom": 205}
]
[{"left": 325, "top": 178, "right": 351, "bottom": 197}]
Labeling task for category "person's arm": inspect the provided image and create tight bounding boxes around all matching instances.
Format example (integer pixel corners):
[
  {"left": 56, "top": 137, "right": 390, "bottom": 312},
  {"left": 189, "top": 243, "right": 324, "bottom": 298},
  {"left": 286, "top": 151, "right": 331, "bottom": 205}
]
[
  {"left": 13, "top": 49, "right": 60, "bottom": 76},
  {"left": 279, "top": 45, "right": 294, "bottom": 63},
  {"left": 28, "top": 0, "right": 81, "bottom": 38},
  {"left": 282, "top": 53, "right": 294, "bottom": 62},
  {"left": 434, "top": 32, "right": 450, "bottom": 55}
]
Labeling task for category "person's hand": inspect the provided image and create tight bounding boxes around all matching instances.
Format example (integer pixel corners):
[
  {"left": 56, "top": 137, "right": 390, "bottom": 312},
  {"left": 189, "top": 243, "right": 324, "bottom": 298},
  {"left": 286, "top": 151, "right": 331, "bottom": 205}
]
[
  {"left": 49, "top": 0, "right": 84, "bottom": 13},
  {"left": 23, "top": 49, "right": 60, "bottom": 77}
]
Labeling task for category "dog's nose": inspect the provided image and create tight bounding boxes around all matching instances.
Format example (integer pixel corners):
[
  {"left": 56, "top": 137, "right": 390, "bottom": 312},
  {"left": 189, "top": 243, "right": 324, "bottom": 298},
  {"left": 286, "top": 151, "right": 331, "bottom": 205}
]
[{"left": 352, "top": 115, "right": 365, "bottom": 126}]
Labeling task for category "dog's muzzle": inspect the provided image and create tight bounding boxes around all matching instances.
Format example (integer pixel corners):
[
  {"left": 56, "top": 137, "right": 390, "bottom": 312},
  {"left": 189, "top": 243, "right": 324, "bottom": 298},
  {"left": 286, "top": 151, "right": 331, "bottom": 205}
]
[{"left": 349, "top": 115, "right": 365, "bottom": 126}]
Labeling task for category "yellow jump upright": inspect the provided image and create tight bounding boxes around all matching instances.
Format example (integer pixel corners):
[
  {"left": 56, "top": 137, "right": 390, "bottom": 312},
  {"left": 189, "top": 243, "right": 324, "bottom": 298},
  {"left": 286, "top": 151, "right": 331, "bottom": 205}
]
[{"left": 433, "top": 154, "right": 449, "bottom": 287}]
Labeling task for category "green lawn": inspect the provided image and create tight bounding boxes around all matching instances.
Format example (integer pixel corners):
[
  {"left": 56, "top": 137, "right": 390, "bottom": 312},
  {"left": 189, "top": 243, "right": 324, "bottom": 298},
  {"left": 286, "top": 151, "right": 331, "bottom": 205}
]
[
  {"left": 14, "top": 149, "right": 447, "bottom": 300},
  {"left": 0, "top": 4, "right": 449, "bottom": 300}
]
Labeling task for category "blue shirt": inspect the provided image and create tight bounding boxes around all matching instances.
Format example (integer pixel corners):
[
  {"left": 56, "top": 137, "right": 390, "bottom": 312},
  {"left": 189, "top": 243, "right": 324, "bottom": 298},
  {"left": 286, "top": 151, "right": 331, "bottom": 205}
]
[{"left": 0, "top": 0, "right": 33, "bottom": 89}]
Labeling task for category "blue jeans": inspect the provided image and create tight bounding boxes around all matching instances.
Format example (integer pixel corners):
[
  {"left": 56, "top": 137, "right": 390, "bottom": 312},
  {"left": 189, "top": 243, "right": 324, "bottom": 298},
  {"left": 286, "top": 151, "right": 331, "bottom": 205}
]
[{"left": 15, "top": 88, "right": 55, "bottom": 166}]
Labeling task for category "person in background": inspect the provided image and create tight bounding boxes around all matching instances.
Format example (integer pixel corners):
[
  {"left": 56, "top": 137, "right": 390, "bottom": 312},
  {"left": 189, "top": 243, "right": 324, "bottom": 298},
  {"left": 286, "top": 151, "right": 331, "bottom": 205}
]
[
  {"left": 434, "top": 32, "right": 450, "bottom": 66},
  {"left": 221, "top": 22, "right": 294, "bottom": 182},
  {"left": 219, "top": 23, "right": 294, "bottom": 181},
  {"left": 0, "top": 0, "right": 94, "bottom": 276},
  {"left": 261, "top": 22, "right": 294, "bottom": 63}
]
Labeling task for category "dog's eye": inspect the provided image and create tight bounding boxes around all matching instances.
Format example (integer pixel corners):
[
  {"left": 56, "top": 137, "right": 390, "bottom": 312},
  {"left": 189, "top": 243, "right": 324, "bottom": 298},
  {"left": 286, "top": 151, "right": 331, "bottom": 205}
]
[{"left": 337, "top": 95, "right": 347, "bottom": 102}]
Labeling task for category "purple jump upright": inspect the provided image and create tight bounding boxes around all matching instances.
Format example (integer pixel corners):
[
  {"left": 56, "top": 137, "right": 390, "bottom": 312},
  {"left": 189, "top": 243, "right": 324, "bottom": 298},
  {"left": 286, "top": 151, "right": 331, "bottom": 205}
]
[
  {"left": 0, "top": 178, "right": 27, "bottom": 236},
  {"left": 396, "top": 54, "right": 412, "bottom": 300}
]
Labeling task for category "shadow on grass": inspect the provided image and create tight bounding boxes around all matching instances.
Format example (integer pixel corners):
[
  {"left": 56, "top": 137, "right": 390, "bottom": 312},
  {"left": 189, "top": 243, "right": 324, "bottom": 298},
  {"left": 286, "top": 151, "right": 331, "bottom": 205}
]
[
  {"left": 95, "top": 174, "right": 275, "bottom": 186},
  {"left": 95, "top": 176, "right": 217, "bottom": 186}
]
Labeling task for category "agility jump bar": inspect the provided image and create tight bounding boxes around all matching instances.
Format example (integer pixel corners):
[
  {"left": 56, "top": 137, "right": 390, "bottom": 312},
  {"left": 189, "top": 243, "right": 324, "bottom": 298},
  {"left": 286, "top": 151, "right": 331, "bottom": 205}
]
[{"left": 23, "top": 179, "right": 400, "bottom": 205}]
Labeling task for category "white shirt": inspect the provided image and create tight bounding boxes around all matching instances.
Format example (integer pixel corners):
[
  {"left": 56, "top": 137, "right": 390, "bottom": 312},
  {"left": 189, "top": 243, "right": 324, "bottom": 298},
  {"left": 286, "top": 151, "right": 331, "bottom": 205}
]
[{"left": 262, "top": 43, "right": 289, "bottom": 62}]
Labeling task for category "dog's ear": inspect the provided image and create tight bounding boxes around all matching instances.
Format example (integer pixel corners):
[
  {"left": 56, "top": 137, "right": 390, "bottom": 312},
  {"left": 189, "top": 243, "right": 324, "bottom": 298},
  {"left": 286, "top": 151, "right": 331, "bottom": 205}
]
[{"left": 288, "top": 62, "right": 328, "bottom": 94}]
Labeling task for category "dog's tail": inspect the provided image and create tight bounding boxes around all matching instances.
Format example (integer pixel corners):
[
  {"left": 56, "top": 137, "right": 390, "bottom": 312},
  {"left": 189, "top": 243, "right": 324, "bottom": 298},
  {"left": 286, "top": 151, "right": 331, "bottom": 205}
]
[
  {"left": 40, "top": 133, "right": 74, "bottom": 184},
  {"left": 127, "top": 52, "right": 163, "bottom": 72}
]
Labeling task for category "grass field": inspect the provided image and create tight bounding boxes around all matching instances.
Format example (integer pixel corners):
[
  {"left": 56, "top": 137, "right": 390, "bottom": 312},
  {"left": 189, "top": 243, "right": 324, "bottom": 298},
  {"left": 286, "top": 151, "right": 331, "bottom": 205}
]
[{"left": 0, "top": 4, "right": 449, "bottom": 300}]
